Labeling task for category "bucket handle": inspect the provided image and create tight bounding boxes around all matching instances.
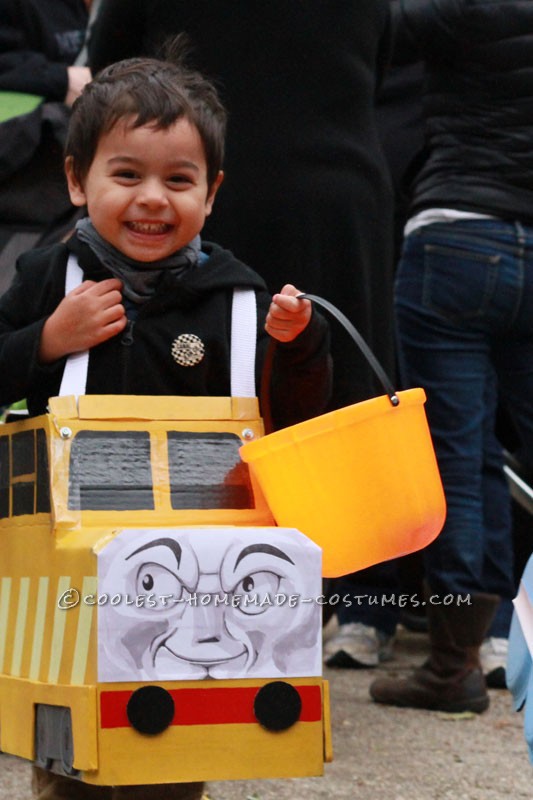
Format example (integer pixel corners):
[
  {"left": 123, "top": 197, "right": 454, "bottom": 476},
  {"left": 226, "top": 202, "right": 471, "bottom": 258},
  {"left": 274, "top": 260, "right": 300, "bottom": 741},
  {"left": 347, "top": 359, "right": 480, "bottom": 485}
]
[
  {"left": 260, "top": 294, "right": 399, "bottom": 435},
  {"left": 297, "top": 293, "right": 400, "bottom": 408}
]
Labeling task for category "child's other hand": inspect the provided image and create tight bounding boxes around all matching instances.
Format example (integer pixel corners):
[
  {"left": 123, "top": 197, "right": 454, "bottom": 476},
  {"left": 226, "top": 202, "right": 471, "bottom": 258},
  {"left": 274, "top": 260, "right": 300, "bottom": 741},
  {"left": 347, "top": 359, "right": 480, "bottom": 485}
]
[
  {"left": 39, "top": 279, "right": 127, "bottom": 363},
  {"left": 65, "top": 66, "right": 92, "bottom": 107},
  {"left": 265, "top": 284, "right": 312, "bottom": 342}
]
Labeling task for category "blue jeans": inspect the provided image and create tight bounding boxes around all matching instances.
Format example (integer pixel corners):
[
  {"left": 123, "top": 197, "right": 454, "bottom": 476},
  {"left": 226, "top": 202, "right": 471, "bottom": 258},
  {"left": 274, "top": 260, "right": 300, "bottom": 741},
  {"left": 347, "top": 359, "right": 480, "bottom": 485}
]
[
  {"left": 395, "top": 219, "right": 533, "bottom": 638},
  {"left": 334, "top": 562, "right": 400, "bottom": 636}
]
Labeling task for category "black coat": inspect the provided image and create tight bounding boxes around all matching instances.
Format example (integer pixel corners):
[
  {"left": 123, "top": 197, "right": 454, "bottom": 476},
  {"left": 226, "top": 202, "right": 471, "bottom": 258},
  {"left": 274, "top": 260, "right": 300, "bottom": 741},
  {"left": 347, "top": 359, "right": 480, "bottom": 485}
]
[
  {"left": 392, "top": 0, "right": 533, "bottom": 221},
  {"left": 0, "top": 0, "right": 88, "bottom": 101},
  {"left": 0, "top": 237, "right": 331, "bottom": 425},
  {"left": 88, "top": 0, "right": 395, "bottom": 408}
]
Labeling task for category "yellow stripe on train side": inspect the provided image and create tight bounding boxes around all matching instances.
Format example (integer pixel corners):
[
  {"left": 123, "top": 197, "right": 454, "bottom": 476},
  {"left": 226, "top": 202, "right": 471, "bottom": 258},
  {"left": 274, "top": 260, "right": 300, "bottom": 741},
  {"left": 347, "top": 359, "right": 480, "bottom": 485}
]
[
  {"left": 11, "top": 577, "right": 30, "bottom": 676},
  {"left": 48, "top": 576, "right": 71, "bottom": 683},
  {"left": 0, "top": 577, "right": 12, "bottom": 673},
  {"left": 71, "top": 575, "right": 97, "bottom": 685},
  {"left": 29, "top": 576, "right": 49, "bottom": 680}
]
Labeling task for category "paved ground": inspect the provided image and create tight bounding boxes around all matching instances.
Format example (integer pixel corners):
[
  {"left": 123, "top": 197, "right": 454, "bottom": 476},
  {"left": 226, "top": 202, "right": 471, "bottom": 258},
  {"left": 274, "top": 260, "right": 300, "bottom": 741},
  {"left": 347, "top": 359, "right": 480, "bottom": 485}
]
[{"left": 1, "top": 626, "right": 530, "bottom": 800}]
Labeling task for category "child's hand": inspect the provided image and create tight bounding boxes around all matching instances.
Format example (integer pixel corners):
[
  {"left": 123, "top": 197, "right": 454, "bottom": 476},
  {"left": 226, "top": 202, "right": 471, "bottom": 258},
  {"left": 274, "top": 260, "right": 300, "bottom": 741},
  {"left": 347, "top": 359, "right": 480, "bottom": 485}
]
[
  {"left": 265, "top": 284, "right": 312, "bottom": 343},
  {"left": 65, "top": 65, "right": 92, "bottom": 106},
  {"left": 39, "top": 279, "right": 127, "bottom": 363}
]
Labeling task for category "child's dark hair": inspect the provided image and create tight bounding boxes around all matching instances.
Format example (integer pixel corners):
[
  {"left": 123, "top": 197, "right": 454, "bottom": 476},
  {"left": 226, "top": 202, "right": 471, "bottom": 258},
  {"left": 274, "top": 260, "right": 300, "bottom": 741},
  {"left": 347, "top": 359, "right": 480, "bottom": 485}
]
[{"left": 65, "top": 38, "right": 227, "bottom": 191}]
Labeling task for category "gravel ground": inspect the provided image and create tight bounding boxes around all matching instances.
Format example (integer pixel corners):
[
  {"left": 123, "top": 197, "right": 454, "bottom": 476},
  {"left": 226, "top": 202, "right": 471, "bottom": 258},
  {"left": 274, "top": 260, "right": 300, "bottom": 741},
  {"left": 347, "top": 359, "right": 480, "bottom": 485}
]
[{"left": 1, "top": 627, "right": 529, "bottom": 800}]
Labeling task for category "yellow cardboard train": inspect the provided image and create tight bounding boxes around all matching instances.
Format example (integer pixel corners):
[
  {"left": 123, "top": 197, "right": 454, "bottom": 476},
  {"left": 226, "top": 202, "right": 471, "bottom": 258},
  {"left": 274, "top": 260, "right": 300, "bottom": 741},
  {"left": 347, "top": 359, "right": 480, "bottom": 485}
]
[{"left": 0, "top": 391, "right": 445, "bottom": 786}]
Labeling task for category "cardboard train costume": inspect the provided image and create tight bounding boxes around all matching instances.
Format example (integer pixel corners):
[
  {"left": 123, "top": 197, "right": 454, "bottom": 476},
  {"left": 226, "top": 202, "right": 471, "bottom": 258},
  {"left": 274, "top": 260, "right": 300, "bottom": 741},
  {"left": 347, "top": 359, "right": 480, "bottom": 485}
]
[
  {"left": 0, "top": 395, "right": 332, "bottom": 783},
  {"left": 0, "top": 301, "right": 445, "bottom": 785}
]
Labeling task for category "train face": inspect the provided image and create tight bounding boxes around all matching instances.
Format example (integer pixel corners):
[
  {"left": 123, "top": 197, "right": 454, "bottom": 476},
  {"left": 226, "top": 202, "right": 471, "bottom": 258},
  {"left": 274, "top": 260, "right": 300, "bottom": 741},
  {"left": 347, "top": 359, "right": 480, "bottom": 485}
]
[{"left": 0, "top": 395, "right": 332, "bottom": 785}]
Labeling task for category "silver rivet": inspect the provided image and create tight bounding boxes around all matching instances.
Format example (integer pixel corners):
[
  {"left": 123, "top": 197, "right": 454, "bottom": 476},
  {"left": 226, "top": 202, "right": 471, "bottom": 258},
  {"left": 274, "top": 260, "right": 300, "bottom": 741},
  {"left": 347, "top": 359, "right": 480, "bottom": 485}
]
[
  {"left": 241, "top": 428, "right": 254, "bottom": 441},
  {"left": 59, "top": 427, "right": 72, "bottom": 440}
]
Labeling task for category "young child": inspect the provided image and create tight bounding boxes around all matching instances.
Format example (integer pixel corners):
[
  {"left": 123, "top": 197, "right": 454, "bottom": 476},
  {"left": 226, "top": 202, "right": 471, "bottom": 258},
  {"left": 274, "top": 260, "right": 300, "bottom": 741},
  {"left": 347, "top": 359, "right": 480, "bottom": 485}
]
[
  {"left": 0, "top": 49, "right": 331, "bottom": 428},
  {"left": 0, "top": 46, "right": 331, "bottom": 800}
]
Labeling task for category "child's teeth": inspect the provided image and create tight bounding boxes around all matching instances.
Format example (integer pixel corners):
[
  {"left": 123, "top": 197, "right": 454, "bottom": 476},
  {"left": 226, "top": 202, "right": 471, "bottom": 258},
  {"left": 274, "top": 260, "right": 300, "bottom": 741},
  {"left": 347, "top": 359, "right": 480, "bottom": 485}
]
[{"left": 131, "top": 222, "right": 167, "bottom": 233}]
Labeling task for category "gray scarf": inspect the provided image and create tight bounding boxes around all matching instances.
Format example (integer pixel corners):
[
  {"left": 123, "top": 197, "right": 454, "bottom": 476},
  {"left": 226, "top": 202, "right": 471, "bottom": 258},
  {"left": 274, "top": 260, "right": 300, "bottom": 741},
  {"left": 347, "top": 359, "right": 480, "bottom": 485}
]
[{"left": 75, "top": 217, "right": 201, "bottom": 304}]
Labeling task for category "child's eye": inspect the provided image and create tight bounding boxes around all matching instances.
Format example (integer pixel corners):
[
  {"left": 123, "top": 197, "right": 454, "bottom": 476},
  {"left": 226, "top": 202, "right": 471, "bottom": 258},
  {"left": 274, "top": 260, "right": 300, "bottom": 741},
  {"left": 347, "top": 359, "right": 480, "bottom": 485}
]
[
  {"left": 168, "top": 174, "right": 193, "bottom": 186},
  {"left": 114, "top": 170, "right": 139, "bottom": 181}
]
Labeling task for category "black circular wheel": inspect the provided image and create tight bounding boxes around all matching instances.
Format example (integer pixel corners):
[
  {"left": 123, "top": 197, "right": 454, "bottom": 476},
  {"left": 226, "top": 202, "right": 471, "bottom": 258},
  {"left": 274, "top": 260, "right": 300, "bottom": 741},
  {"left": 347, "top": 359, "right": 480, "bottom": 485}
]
[
  {"left": 253, "top": 681, "right": 302, "bottom": 731},
  {"left": 126, "top": 685, "right": 175, "bottom": 735}
]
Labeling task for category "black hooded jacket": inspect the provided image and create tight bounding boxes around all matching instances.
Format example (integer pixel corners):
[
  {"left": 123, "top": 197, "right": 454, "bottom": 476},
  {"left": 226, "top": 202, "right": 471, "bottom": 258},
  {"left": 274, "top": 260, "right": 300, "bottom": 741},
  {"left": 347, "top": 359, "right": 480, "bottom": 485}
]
[
  {"left": 0, "top": 237, "right": 331, "bottom": 426},
  {"left": 392, "top": 0, "right": 533, "bottom": 221}
]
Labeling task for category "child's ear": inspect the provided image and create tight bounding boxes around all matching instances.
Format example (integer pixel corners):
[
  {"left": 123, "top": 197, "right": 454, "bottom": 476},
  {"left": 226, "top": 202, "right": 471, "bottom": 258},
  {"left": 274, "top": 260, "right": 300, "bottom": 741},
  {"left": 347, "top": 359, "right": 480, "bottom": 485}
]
[
  {"left": 65, "top": 156, "right": 87, "bottom": 207},
  {"left": 205, "top": 171, "right": 224, "bottom": 216}
]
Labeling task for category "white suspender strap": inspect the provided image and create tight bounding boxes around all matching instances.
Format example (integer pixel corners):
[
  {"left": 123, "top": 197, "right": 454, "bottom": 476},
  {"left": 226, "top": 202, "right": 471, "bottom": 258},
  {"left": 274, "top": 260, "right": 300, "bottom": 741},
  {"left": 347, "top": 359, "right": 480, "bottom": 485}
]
[
  {"left": 230, "top": 288, "right": 257, "bottom": 398},
  {"left": 58, "top": 254, "right": 89, "bottom": 398}
]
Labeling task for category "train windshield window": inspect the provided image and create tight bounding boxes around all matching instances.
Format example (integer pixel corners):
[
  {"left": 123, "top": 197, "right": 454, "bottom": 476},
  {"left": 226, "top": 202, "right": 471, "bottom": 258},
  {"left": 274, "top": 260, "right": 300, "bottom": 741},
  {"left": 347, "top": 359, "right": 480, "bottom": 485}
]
[
  {"left": 12, "top": 430, "right": 35, "bottom": 516},
  {"left": 167, "top": 432, "right": 253, "bottom": 509},
  {"left": 68, "top": 431, "right": 154, "bottom": 510}
]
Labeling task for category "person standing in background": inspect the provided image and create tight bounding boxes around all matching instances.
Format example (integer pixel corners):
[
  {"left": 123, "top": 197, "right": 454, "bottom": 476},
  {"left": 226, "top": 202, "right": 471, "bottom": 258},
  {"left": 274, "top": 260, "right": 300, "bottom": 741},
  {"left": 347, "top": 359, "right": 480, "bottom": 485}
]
[
  {"left": 370, "top": 0, "right": 533, "bottom": 714},
  {"left": 0, "top": 0, "right": 93, "bottom": 287},
  {"left": 0, "top": 0, "right": 91, "bottom": 107},
  {"left": 87, "top": 0, "right": 396, "bottom": 411}
]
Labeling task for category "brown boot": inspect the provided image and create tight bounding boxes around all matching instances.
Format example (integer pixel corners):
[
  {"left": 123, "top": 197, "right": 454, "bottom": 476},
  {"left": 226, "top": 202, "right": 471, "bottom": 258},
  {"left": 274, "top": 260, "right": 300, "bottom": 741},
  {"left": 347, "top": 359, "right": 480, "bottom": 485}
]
[{"left": 369, "top": 592, "right": 499, "bottom": 713}]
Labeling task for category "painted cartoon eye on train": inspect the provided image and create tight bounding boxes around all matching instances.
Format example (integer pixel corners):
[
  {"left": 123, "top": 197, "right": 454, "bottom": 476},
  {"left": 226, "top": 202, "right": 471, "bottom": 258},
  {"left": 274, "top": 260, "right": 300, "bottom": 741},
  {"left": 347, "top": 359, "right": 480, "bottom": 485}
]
[{"left": 0, "top": 394, "right": 332, "bottom": 786}]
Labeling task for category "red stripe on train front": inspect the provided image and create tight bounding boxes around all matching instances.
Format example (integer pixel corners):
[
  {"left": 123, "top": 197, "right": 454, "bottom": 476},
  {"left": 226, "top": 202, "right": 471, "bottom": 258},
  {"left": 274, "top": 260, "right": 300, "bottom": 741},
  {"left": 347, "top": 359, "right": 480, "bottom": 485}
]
[{"left": 100, "top": 684, "right": 322, "bottom": 728}]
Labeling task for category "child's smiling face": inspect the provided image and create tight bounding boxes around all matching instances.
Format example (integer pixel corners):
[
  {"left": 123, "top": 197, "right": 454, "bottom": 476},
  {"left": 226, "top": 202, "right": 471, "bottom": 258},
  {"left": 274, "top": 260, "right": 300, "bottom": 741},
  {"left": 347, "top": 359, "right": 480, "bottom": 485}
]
[{"left": 66, "top": 116, "right": 223, "bottom": 262}]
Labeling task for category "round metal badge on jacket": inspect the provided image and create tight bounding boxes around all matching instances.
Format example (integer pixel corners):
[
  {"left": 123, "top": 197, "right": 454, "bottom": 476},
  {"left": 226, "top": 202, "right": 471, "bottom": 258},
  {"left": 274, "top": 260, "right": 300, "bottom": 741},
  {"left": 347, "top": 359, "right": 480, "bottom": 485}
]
[{"left": 171, "top": 334, "right": 205, "bottom": 366}]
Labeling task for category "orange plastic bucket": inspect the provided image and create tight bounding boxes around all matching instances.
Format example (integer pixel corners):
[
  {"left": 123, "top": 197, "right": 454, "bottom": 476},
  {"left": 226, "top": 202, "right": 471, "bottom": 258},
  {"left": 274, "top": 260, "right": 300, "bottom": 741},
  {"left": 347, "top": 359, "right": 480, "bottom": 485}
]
[
  {"left": 241, "top": 388, "right": 445, "bottom": 577},
  {"left": 240, "top": 295, "right": 446, "bottom": 578}
]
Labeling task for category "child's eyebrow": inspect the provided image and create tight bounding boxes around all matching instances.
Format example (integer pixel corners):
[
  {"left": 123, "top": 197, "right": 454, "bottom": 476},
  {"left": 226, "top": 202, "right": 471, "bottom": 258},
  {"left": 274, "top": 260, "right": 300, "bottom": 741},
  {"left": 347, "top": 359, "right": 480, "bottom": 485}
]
[{"left": 107, "top": 155, "right": 200, "bottom": 172}]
